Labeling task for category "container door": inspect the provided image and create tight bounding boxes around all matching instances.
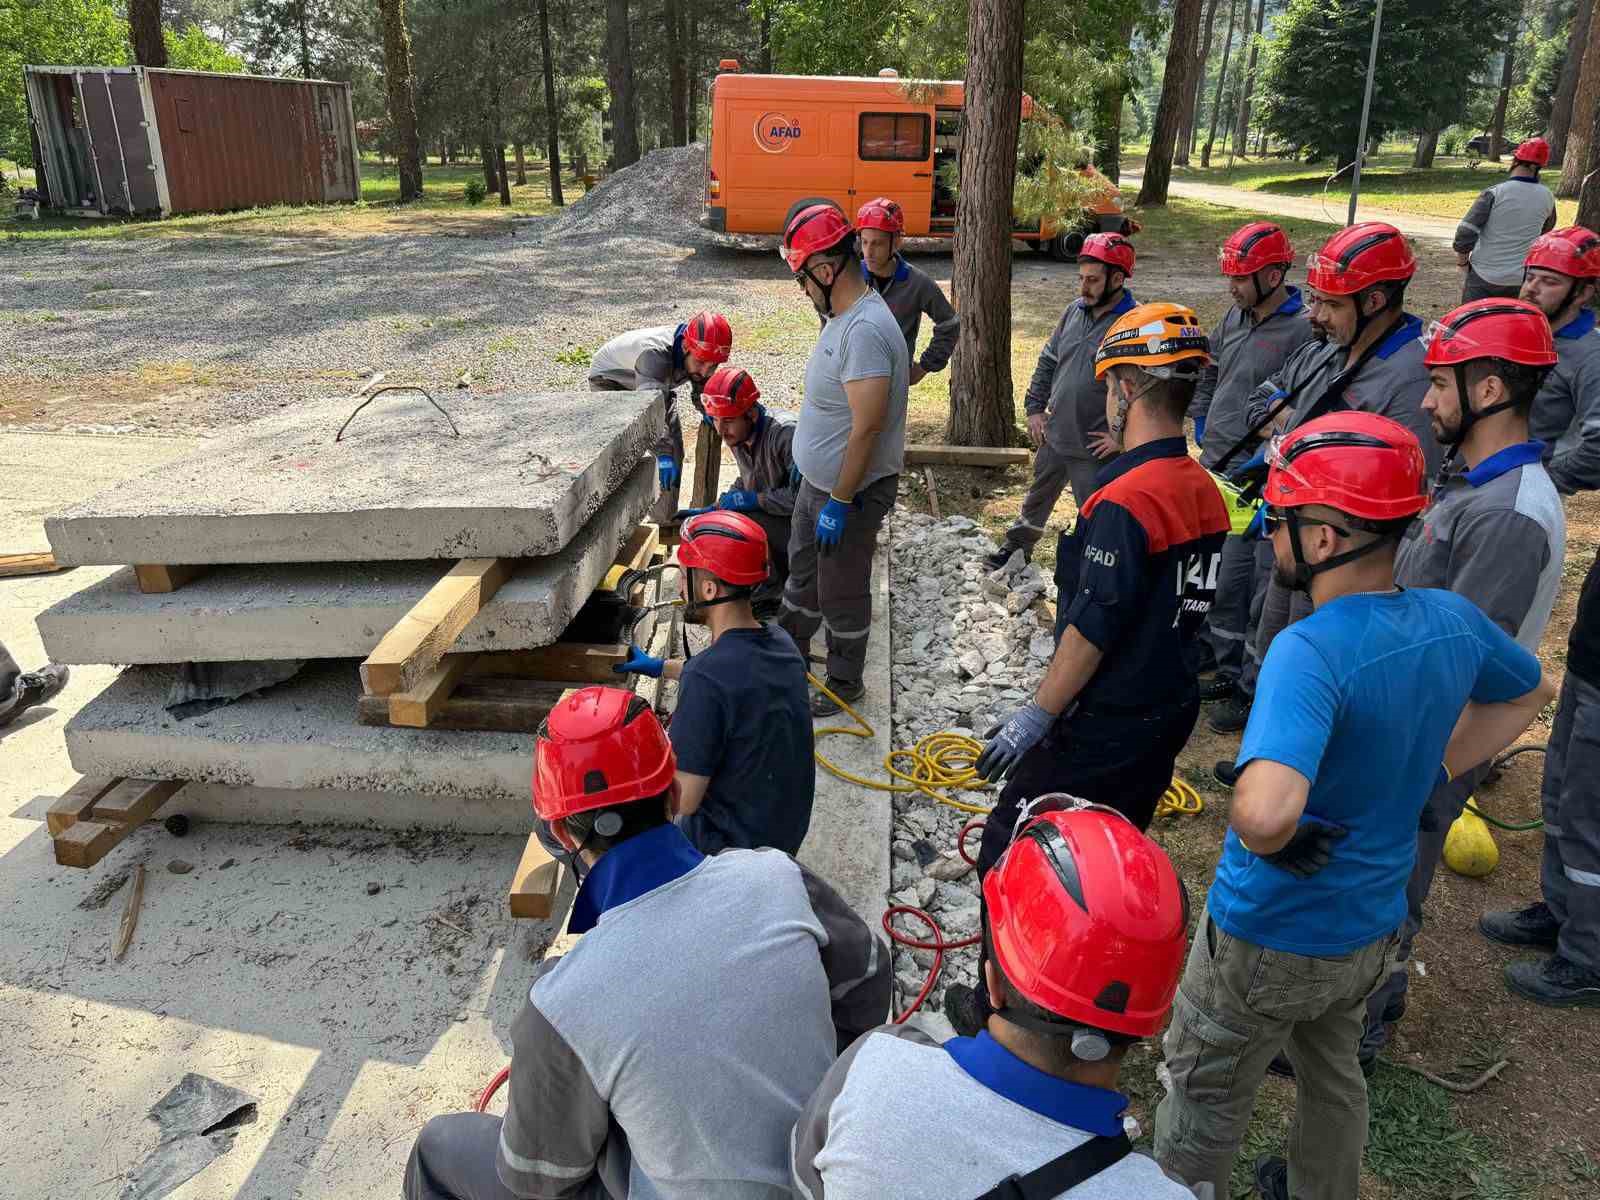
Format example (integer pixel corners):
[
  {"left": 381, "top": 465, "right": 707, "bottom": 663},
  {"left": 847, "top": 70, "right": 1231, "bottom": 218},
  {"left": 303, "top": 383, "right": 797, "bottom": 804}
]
[
  {"left": 313, "top": 83, "right": 357, "bottom": 202},
  {"left": 852, "top": 108, "right": 934, "bottom": 235},
  {"left": 77, "top": 72, "right": 132, "bottom": 214},
  {"left": 107, "top": 72, "right": 163, "bottom": 214}
]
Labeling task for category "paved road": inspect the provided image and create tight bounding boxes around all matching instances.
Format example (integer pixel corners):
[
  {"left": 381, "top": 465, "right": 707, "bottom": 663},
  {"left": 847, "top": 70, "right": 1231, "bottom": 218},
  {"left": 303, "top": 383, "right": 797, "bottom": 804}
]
[{"left": 1123, "top": 171, "right": 1462, "bottom": 242}]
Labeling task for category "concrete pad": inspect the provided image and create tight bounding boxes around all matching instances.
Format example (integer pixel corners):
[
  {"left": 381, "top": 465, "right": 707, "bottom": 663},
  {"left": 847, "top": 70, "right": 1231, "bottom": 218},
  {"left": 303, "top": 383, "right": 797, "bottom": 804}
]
[
  {"left": 64, "top": 660, "right": 533, "bottom": 801},
  {"left": 795, "top": 547, "right": 892, "bottom": 928},
  {"left": 157, "top": 781, "right": 531, "bottom": 834},
  {"left": 45, "top": 389, "right": 664, "bottom": 566},
  {"left": 38, "top": 460, "right": 655, "bottom": 665}
]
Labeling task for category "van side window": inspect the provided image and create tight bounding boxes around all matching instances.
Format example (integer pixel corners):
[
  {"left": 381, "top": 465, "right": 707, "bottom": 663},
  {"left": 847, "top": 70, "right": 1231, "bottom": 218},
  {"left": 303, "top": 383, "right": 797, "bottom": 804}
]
[{"left": 858, "top": 112, "right": 929, "bottom": 161}]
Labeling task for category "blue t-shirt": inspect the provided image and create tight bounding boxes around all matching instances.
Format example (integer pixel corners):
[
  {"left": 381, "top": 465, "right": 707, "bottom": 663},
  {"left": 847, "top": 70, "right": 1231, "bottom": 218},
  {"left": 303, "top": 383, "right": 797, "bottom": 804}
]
[
  {"left": 1208, "top": 588, "right": 1540, "bottom": 955},
  {"left": 670, "top": 624, "right": 816, "bottom": 856}
]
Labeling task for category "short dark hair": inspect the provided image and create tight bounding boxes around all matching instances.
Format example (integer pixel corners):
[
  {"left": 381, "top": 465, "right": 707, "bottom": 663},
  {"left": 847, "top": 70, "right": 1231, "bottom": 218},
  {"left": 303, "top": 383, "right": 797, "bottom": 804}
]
[
  {"left": 810, "top": 234, "right": 858, "bottom": 276},
  {"left": 1359, "top": 279, "right": 1407, "bottom": 314},
  {"left": 560, "top": 786, "right": 671, "bottom": 853},
  {"left": 1109, "top": 364, "right": 1197, "bottom": 424},
  {"left": 1465, "top": 357, "right": 1548, "bottom": 413},
  {"left": 687, "top": 565, "right": 754, "bottom": 605},
  {"left": 981, "top": 923, "right": 1134, "bottom": 1072}
]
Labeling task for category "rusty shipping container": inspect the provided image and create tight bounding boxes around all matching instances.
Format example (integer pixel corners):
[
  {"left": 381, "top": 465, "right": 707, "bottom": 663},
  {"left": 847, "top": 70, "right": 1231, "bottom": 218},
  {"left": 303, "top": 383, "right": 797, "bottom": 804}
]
[{"left": 23, "top": 66, "right": 361, "bottom": 217}]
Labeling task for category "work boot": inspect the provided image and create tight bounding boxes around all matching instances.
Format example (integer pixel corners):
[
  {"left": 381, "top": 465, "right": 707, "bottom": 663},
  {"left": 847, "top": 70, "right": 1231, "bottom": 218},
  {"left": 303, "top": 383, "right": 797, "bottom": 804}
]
[
  {"left": 1199, "top": 675, "right": 1236, "bottom": 702},
  {"left": 983, "top": 543, "right": 1028, "bottom": 572},
  {"left": 1254, "top": 1155, "right": 1289, "bottom": 1200},
  {"left": 1213, "top": 760, "right": 1241, "bottom": 788},
  {"left": 943, "top": 983, "right": 985, "bottom": 1038},
  {"left": 811, "top": 677, "right": 865, "bottom": 718},
  {"left": 1479, "top": 901, "right": 1561, "bottom": 950},
  {"left": 1504, "top": 955, "right": 1600, "bottom": 1007},
  {"left": 0, "top": 664, "right": 69, "bottom": 727},
  {"left": 1207, "top": 694, "right": 1251, "bottom": 734}
]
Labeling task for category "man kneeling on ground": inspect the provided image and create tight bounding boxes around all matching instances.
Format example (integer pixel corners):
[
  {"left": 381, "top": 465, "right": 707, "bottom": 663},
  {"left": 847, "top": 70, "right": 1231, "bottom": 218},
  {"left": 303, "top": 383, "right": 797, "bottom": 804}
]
[{"left": 404, "top": 686, "right": 889, "bottom": 1200}]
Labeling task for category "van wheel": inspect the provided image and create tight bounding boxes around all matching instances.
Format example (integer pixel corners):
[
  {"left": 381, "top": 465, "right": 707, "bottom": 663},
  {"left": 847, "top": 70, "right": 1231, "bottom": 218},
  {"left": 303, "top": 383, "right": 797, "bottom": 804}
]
[
  {"left": 782, "top": 197, "right": 847, "bottom": 234},
  {"left": 1050, "top": 230, "right": 1085, "bottom": 261}
]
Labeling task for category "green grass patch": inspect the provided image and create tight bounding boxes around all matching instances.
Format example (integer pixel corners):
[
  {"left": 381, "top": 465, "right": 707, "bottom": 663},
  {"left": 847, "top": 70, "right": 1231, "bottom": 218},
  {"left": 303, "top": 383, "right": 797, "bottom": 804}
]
[
  {"left": 552, "top": 345, "right": 593, "bottom": 367},
  {"left": 734, "top": 311, "right": 817, "bottom": 353}
]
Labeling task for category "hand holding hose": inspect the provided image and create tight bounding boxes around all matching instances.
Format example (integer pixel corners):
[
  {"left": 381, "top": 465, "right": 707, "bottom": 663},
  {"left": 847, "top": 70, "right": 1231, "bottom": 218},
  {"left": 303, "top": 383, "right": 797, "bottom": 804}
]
[{"left": 612, "top": 645, "right": 665, "bottom": 679}]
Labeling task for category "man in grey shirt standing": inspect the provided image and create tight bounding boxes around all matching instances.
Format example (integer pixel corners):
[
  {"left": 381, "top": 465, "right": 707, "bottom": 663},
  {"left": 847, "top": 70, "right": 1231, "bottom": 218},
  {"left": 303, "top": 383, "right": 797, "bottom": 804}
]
[
  {"left": 855, "top": 197, "right": 961, "bottom": 384},
  {"left": 1522, "top": 226, "right": 1600, "bottom": 493},
  {"left": 1454, "top": 137, "right": 1557, "bottom": 303},
  {"left": 779, "top": 204, "right": 909, "bottom": 716}
]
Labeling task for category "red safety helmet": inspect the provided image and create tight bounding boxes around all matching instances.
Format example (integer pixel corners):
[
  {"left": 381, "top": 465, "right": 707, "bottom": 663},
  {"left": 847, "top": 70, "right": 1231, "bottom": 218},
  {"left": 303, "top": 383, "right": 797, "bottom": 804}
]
[
  {"left": 531, "top": 687, "right": 676, "bottom": 832},
  {"left": 855, "top": 196, "right": 905, "bottom": 234},
  {"left": 1264, "top": 411, "right": 1428, "bottom": 523},
  {"left": 1512, "top": 137, "right": 1551, "bottom": 168},
  {"left": 1080, "top": 232, "right": 1135, "bottom": 279},
  {"left": 677, "top": 510, "right": 770, "bottom": 586},
  {"left": 1219, "top": 221, "right": 1294, "bottom": 275},
  {"left": 781, "top": 203, "right": 854, "bottom": 271},
  {"left": 701, "top": 366, "right": 761, "bottom": 419},
  {"left": 1524, "top": 225, "right": 1600, "bottom": 280},
  {"left": 1421, "top": 299, "right": 1559, "bottom": 369},
  {"left": 682, "top": 311, "right": 733, "bottom": 363},
  {"left": 1304, "top": 222, "right": 1416, "bottom": 295},
  {"left": 983, "top": 806, "right": 1188, "bottom": 1039}
]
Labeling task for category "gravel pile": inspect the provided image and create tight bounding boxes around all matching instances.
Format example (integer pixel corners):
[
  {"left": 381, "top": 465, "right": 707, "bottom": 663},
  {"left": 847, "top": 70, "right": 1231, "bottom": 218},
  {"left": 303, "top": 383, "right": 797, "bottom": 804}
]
[
  {"left": 541, "top": 145, "right": 711, "bottom": 246},
  {"left": 886, "top": 509, "right": 1059, "bottom": 1013}
]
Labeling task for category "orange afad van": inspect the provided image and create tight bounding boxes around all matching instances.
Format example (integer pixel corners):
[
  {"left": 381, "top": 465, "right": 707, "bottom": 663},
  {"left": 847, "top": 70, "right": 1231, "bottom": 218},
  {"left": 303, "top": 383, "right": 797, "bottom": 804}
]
[{"left": 702, "top": 63, "right": 1132, "bottom": 258}]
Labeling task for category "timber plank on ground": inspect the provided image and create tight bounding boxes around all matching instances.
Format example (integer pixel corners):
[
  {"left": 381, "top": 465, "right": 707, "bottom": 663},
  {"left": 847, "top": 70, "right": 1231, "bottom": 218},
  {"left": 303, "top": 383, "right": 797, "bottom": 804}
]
[
  {"left": 904, "top": 444, "right": 1029, "bottom": 468},
  {"left": 0, "top": 552, "right": 64, "bottom": 578}
]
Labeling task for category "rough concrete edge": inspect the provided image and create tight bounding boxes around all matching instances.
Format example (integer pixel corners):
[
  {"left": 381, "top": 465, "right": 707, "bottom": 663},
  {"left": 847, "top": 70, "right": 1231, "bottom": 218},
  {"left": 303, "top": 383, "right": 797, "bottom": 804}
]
[{"left": 163, "top": 782, "right": 531, "bottom": 836}]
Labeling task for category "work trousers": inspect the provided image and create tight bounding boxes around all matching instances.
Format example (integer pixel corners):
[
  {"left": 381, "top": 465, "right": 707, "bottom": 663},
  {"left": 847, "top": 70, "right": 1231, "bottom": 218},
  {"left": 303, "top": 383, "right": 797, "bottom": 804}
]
[
  {"left": 780, "top": 475, "right": 896, "bottom": 686},
  {"left": 1359, "top": 769, "right": 1483, "bottom": 1061},
  {"left": 1538, "top": 672, "right": 1600, "bottom": 971},
  {"left": 1154, "top": 909, "right": 1398, "bottom": 1200},
  {"left": 1460, "top": 267, "right": 1522, "bottom": 304},
  {"left": 404, "top": 1112, "right": 613, "bottom": 1200},
  {"left": 1002, "top": 440, "right": 1102, "bottom": 552},
  {"left": 1201, "top": 532, "right": 1259, "bottom": 685},
  {"left": 590, "top": 379, "right": 684, "bottom": 524},
  {"left": 747, "top": 509, "right": 792, "bottom": 599},
  {"left": 1237, "top": 546, "right": 1311, "bottom": 704}
]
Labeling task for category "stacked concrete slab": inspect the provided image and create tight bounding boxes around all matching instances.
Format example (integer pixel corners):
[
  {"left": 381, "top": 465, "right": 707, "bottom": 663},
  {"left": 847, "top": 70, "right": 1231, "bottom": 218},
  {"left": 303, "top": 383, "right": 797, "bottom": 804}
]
[{"left": 39, "top": 389, "right": 664, "bottom": 832}]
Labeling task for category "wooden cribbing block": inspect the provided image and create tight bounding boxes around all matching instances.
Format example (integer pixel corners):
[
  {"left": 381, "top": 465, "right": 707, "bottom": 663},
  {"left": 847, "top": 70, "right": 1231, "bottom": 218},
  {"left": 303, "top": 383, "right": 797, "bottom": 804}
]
[
  {"left": 388, "top": 653, "right": 477, "bottom": 728},
  {"left": 508, "top": 832, "right": 560, "bottom": 919},
  {"left": 360, "top": 558, "right": 512, "bottom": 696},
  {"left": 90, "top": 778, "right": 185, "bottom": 826},
  {"left": 46, "top": 776, "right": 119, "bottom": 836},
  {"left": 358, "top": 677, "right": 572, "bottom": 733},
  {"left": 0, "top": 552, "right": 63, "bottom": 578},
  {"left": 471, "top": 644, "right": 628, "bottom": 684},
  {"left": 688, "top": 421, "right": 721, "bottom": 508},
  {"left": 54, "top": 821, "right": 126, "bottom": 868},
  {"left": 615, "top": 523, "right": 659, "bottom": 575},
  {"left": 133, "top": 564, "right": 207, "bottom": 593},
  {"left": 904, "top": 444, "right": 1030, "bottom": 468}
]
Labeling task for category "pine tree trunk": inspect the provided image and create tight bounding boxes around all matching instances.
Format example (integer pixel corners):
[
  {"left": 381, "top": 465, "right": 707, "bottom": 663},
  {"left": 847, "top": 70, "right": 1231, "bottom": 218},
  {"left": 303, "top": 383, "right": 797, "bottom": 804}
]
[
  {"left": 607, "top": 0, "right": 641, "bottom": 168},
  {"left": 1175, "top": 0, "right": 1221, "bottom": 166},
  {"left": 1489, "top": 36, "right": 1518, "bottom": 161},
  {"left": 1578, "top": 92, "right": 1600, "bottom": 228},
  {"left": 1091, "top": 11, "right": 1137, "bottom": 184},
  {"left": 947, "top": 0, "right": 1024, "bottom": 448},
  {"left": 687, "top": 0, "right": 700, "bottom": 139},
  {"left": 297, "top": 0, "right": 312, "bottom": 76},
  {"left": 538, "top": 0, "right": 565, "bottom": 205},
  {"left": 667, "top": 0, "right": 688, "bottom": 144},
  {"left": 1551, "top": 0, "right": 1594, "bottom": 162},
  {"left": 1229, "top": 0, "right": 1265, "bottom": 162},
  {"left": 1413, "top": 125, "right": 1440, "bottom": 168},
  {"left": 497, "top": 144, "right": 512, "bottom": 203},
  {"left": 128, "top": 0, "right": 168, "bottom": 66},
  {"left": 514, "top": 142, "right": 527, "bottom": 185},
  {"left": 1138, "top": 0, "right": 1203, "bottom": 205},
  {"left": 1559, "top": 0, "right": 1600, "bottom": 198},
  {"left": 378, "top": 0, "right": 423, "bottom": 201},
  {"left": 760, "top": 2, "right": 773, "bottom": 72},
  {"left": 1202, "top": 0, "right": 1241, "bottom": 168},
  {"left": 480, "top": 130, "right": 499, "bottom": 194}
]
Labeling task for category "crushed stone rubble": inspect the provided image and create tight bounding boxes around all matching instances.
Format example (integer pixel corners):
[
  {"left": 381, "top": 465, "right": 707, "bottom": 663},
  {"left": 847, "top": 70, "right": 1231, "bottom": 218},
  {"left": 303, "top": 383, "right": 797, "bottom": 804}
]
[{"left": 885, "top": 507, "right": 1058, "bottom": 1012}]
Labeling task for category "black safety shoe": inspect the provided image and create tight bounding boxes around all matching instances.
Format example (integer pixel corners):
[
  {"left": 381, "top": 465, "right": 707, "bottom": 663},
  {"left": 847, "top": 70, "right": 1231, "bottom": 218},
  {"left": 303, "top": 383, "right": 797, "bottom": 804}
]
[
  {"left": 1504, "top": 955, "right": 1600, "bottom": 1007},
  {"left": 984, "top": 544, "right": 1028, "bottom": 572},
  {"left": 811, "top": 677, "right": 865, "bottom": 718},
  {"left": 1199, "top": 675, "right": 1236, "bottom": 702},
  {"left": 1254, "top": 1155, "right": 1289, "bottom": 1200},
  {"left": 944, "top": 983, "right": 985, "bottom": 1038},
  {"left": 1207, "top": 695, "right": 1251, "bottom": 733},
  {"left": 1213, "top": 760, "right": 1241, "bottom": 788},
  {"left": 1479, "top": 901, "right": 1560, "bottom": 950},
  {"left": 0, "top": 664, "right": 70, "bottom": 727}
]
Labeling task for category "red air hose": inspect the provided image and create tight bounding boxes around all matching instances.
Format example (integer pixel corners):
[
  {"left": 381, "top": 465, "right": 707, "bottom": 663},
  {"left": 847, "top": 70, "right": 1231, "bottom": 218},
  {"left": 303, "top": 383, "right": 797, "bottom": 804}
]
[
  {"left": 882, "top": 817, "right": 986, "bottom": 1023},
  {"left": 477, "top": 1065, "right": 510, "bottom": 1113}
]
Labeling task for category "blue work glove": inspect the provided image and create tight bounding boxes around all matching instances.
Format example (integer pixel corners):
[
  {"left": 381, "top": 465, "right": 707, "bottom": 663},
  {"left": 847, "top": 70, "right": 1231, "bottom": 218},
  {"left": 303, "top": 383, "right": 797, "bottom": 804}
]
[
  {"left": 974, "top": 702, "right": 1056, "bottom": 783},
  {"left": 1194, "top": 414, "right": 1206, "bottom": 445},
  {"left": 1255, "top": 817, "right": 1348, "bottom": 879},
  {"left": 611, "top": 645, "right": 664, "bottom": 679},
  {"left": 1228, "top": 446, "right": 1268, "bottom": 485},
  {"left": 657, "top": 454, "right": 681, "bottom": 490},
  {"left": 717, "top": 488, "right": 761, "bottom": 513},
  {"left": 674, "top": 505, "right": 715, "bottom": 521},
  {"left": 816, "top": 495, "right": 851, "bottom": 554}
]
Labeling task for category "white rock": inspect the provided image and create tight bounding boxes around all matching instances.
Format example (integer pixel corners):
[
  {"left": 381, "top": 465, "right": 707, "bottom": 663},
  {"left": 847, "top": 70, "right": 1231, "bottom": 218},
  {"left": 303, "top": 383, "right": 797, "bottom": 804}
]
[
  {"left": 957, "top": 649, "right": 987, "bottom": 679},
  {"left": 914, "top": 877, "right": 937, "bottom": 907},
  {"left": 927, "top": 854, "right": 974, "bottom": 882}
]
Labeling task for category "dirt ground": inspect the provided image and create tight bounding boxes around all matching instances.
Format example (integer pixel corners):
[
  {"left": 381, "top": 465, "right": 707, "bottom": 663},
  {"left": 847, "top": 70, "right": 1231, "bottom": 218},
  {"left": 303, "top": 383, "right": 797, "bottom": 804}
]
[{"left": 4, "top": 197, "right": 1597, "bottom": 1197}]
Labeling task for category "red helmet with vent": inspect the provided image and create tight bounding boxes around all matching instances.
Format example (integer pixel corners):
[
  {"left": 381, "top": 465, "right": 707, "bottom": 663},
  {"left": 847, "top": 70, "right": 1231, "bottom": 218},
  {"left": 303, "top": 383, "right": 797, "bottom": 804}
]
[
  {"left": 1264, "top": 412, "right": 1428, "bottom": 522},
  {"left": 682, "top": 311, "right": 732, "bottom": 363},
  {"left": 1305, "top": 223, "right": 1416, "bottom": 295},
  {"left": 1080, "top": 232, "right": 1135, "bottom": 278},
  {"left": 1513, "top": 137, "right": 1551, "bottom": 167},
  {"left": 1421, "top": 299, "right": 1559, "bottom": 369},
  {"left": 701, "top": 367, "right": 761, "bottom": 419},
  {"left": 1524, "top": 226, "right": 1600, "bottom": 280},
  {"left": 1219, "top": 221, "right": 1294, "bottom": 275},
  {"left": 983, "top": 807, "right": 1188, "bottom": 1039},
  {"left": 531, "top": 687, "right": 676, "bottom": 825},
  {"left": 677, "top": 510, "right": 769, "bottom": 586},
  {"left": 781, "top": 204, "right": 854, "bottom": 271},
  {"left": 856, "top": 196, "right": 905, "bottom": 234}
]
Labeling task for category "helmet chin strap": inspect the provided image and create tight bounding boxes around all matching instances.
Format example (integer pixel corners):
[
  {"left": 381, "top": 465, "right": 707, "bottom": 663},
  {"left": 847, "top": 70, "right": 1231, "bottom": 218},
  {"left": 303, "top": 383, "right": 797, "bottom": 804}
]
[
  {"left": 1284, "top": 508, "right": 1396, "bottom": 593},
  {"left": 1108, "top": 373, "right": 1158, "bottom": 444},
  {"left": 992, "top": 1005, "right": 1113, "bottom": 1061},
  {"left": 1440, "top": 365, "right": 1522, "bottom": 448}
]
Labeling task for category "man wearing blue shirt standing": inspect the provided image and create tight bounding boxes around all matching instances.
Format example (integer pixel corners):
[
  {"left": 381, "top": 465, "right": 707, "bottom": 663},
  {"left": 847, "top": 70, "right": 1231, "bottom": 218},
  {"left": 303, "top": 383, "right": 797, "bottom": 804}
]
[{"left": 1154, "top": 413, "right": 1553, "bottom": 1200}]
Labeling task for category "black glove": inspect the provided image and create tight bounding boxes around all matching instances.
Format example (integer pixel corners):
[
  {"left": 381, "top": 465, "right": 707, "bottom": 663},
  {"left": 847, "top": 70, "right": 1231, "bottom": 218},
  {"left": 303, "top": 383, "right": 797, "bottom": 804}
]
[{"left": 1257, "top": 817, "right": 1348, "bottom": 879}]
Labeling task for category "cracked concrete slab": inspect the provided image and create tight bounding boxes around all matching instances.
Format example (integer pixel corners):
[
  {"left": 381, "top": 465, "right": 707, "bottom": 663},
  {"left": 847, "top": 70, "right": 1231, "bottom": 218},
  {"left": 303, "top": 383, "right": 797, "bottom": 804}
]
[
  {"left": 45, "top": 389, "right": 664, "bottom": 566},
  {"left": 38, "top": 460, "right": 655, "bottom": 665}
]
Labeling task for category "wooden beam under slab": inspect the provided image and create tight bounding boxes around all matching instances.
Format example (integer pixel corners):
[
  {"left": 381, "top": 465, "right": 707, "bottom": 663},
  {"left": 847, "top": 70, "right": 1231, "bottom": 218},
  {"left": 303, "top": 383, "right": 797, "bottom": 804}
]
[
  {"left": 688, "top": 421, "right": 721, "bottom": 508},
  {"left": 358, "top": 677, "right": 572, "bottom": 733},
  {"left": 90, "top": 778, "right": 185, "bottom": 826},
  {"left": 387, "top": 653, "right": 477, "bottom": 728},
  {"left": 360, "top": 558, "right": 512, "bottom": 696},
  {"left": 614, "top": 523, "right": 659, "bottom": 575},
  {"left": 903, "top": 444, "right": 1029, "bottom": 468},
  {"left": 470, "top": 644, "right": 628, "bottom": 684},
  {"left": 133, "top": 564, "right": 208, "bottom": 593},
  {"left": 508, "top": 832, "right": 560, "bottom": 919},
  {"left": 46, "top": 776, "right": 119, "bottom": 836}
]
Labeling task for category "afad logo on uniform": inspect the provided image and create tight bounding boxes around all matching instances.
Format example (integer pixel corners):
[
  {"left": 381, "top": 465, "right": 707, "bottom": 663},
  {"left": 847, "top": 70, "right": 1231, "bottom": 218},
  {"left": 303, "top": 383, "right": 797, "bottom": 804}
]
[{"left": 755, "top": 111, "right": 803, "bottom": 153}]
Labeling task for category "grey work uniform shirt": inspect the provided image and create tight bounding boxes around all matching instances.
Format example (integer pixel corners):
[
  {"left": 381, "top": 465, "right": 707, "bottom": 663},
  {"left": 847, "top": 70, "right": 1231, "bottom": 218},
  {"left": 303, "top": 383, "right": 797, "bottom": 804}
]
[
  {"left": 497, "top": 825, "right": 891, "bottom": 1200},
  {"left": 589, "top": 323, "right": 697, "bottom": 460},
  {"left": 793, "top": 289, "right": 909, "bottom": 495},
  {"left": 733, "top": 408, "right": 799, "bottom": 517},
  {"left": 790, "top": 1024, "right": 1197, "bottom": 1200},
  {"left": 1190, "top": 287, "right": 1318, "bottom": 471},
  {"left": 1453, "top": 176, "right": 1558, "bottom": 288},
  {"left": 863, "top": 256, "right": 960, "bottom": 373},
  {"left": 1026, "top": 290, "right": 1138, "bottom": 456},
  {"left": 1245, "top": 313, "right": 1441, "bottom": 478},
  {"left": 1395, "top": 441, "right": 1565, "bottom": 653},
  {"left": 1530, "top": 307, "right": 1600, "bottom": 494}
]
